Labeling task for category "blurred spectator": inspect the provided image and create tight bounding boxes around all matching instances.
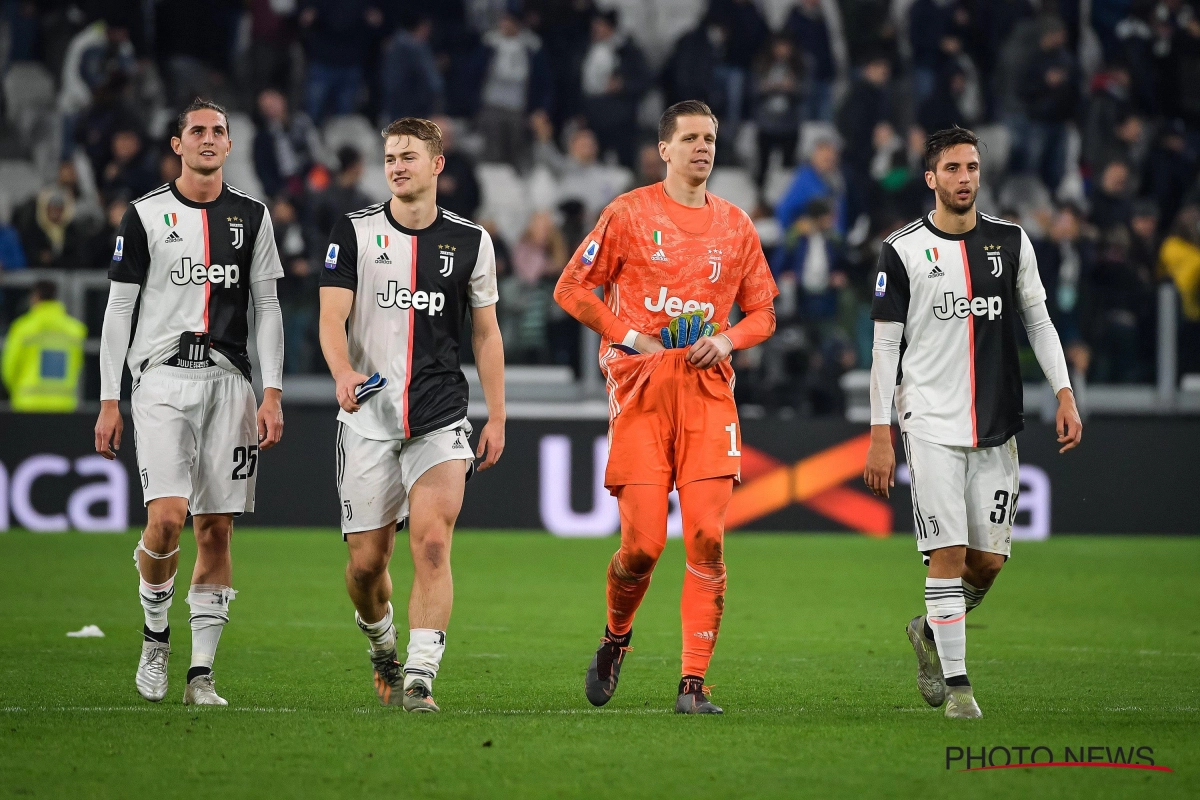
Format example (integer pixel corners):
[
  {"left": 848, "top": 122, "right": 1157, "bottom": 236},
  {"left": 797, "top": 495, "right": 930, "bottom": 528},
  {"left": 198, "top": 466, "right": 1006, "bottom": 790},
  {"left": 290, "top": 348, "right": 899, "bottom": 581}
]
[
  {"left": 1089, "top": 160, "right": 1134, "bottom": 230},
  {"left": 81, "top": 195, "right": 128, "bottom": 269},
  {"left": 431, "top": 116, "right": 481, "bottom": 220},
  {"left": 248, "top": 0, "right": 300, "bottom": 100},
  {"left": 475, "top": 11, "right": 553, "bottom": 166},
  {"left": 867, "top": 124, "right": 931, "bottom": 227},
  {"left": 1, "top": 280, "right": 87, "bottom": 412},
  {"left": 298, "top": 0, "right": 384, "bottom": 123},
  {"left": 308, "top": 146, "right": 371, "bottom": 244},
  {"left": 776, "top": 137, "right": 845, "bottom": 234},
  {"left": 909, "top": 0, "right": 957, "bottom": 104},
  {"left": 380, "top": 16, "right": 444, "bottom": 123},
  {"left": 664, "top": 17, "right": 733, "bottom": 129},
  {"left": 533, "top": 119, "right": 626, "bottom": 222},
  {"left": 273, "top": 196, "right": 320, "bottom": 373},
  {"left": 1082, "top": 63, "right": 1139, "bottom": 172},
  {"left": 1159, "top": 205, "right": 1200, "bottom": 375},
  {"left": 836, "top": 54, "right": 898, "bottom": 219},
  {"left": 918, "top": 66, "right": 972, "bottom": 135},
  {"left": 99, "top": 128, "right": 158, "bottom": 200},
  {"left": 1016, "top": 17, "right": 1078, "bottom": 192},
  {"left": 159, "top": 149, "right": 184, "bottom": 186},
  {"left": 752, "top": 35, "right": 804, "bottom": 188},
  {"left": 635, "top": 142, "right": 666, "bottom": 187},
  {"left": 14, "top": 188, "right": 87, "bottom": 268},
  {"left": 0, "top": 199, "right": 28, "bottom": 270},
  {"left": 707, "top": 0, "right": 772, "bottom": 133},
  {"left": 1145, "top": 120, "right": 1200, "bottom": 234},
  {"left": 579, "top": 10, "right": 650, "bottom": 168},
  {"left": 772, "top": 197, "right": 849, "bottom": 322},
  {"left": 501, "top": 211, "right": 567, "bottom": 362},
  {"left": 74, "top": 78, "right": 143, "bottom": 185},
  {"left": 253, "top": 88, "right": 320, "bottom": 198},
  {"left": 58, "top": 18, "right": 137, "bottom": 159},
  {"left": 783, "top": 0, "right": 835, "bottom": 121},
  {"left": 1088, "top": 220, "right": 1156, "bottom": 382},
  {"left": 1032, "top": 204, "right": 1094, "bottom": 371}
]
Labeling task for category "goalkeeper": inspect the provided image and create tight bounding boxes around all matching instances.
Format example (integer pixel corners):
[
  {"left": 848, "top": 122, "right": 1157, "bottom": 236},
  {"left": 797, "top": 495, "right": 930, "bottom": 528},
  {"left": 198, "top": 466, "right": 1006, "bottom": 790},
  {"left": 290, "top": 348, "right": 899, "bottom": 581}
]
[{"left": 553, "top": 100, "right": 778, "bottom": 714}]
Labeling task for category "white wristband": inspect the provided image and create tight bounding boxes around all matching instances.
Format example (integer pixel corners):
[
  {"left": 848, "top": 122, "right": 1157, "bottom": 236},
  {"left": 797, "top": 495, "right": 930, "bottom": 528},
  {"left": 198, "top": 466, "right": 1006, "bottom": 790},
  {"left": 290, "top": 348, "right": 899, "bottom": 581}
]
[{"left": 621, "top": 329, "right": 640, "bottom": 349}]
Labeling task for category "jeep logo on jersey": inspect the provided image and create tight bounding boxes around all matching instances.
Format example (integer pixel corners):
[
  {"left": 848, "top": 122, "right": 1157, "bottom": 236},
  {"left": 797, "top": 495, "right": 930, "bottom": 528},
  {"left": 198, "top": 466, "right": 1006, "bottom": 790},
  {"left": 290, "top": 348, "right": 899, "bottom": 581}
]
[
  {"left": 229, "top": 217, "right": 243, "bottom": 249},
  {"left": 644, "top": 287, "right": 715, "bottom": 320},
  {"left": 933, "top": 292, "right": 1003, "bottom": 320},
  {"left": 438, "top": 244, "right": 456, "bottom": 276},
  {"left": 376, "top": 280, "right": 446, "bottom": 315},
  {"left": 170, "top": 257, "right": 241, "bottom": 288}
]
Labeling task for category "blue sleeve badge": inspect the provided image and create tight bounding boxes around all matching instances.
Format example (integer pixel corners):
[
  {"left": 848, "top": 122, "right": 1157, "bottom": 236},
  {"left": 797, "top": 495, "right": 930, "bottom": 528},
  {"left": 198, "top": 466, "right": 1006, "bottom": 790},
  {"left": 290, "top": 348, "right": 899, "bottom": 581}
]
[
  {"left": 581, "top": 239, "right": 599, "bottom": 266},
  {"left": 112, "top": 235, "right": 124, "bottom": 262},
  {"left": 325, "top": 243, "right": 340, "bottom": 270},
  {"left": 874, "top": 271, "right": 887, "bottom": 297}
]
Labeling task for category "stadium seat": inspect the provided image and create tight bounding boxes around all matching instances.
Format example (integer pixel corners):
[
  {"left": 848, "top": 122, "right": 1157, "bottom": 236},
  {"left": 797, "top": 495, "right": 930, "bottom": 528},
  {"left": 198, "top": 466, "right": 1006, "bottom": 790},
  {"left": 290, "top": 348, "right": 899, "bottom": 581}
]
[
  {"left": 3, "top": 63, "right": 55, "bottom": 144},
  {"left": 763, "top": 166, "right": 795, "bottom": 208},
  {"left": 223, "top": 113, "right": 265, "bottom": 199},
  {"left": 707, "top": 167, "right": 757, "bottom": 213},
  {"left": 476, "top": 162, "right": 531, "bottom": 245},
  {"left": 974, "top": 123, "right": 1011, "bottom": 177},
  {"left": 0, "top": 160, "right": 45, "bottom": 208}
]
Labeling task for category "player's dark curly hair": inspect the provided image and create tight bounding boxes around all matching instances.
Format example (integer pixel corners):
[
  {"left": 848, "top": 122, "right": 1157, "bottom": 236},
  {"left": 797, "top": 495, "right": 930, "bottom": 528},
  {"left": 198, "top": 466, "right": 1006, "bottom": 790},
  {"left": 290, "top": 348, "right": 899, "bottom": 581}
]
[
  {"left": 174, "top": 98, "right": 229, "bottom": 139},
  {"left": 924, "top": 126, "right": 981, "bottom": 172},
  {"left": 658, "top": 100, "right": 719, "bottom": 144}
]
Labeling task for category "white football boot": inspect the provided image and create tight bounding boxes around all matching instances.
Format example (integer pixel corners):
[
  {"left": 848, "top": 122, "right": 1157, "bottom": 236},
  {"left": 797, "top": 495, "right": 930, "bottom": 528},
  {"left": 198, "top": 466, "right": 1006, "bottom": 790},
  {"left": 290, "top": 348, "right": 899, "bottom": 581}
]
[
  {"left": 135, "top": 641, "right": 170, "bottom": 702},
  {"left": 183, "top": 673, "right": 228, "bottom": 706}
]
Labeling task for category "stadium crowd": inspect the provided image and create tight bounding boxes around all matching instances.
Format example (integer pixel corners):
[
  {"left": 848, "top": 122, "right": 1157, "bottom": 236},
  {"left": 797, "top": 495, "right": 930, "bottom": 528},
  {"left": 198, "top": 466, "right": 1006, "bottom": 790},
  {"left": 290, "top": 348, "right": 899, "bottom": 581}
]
[{"left": 1, "top": 0, "right": 1199, "bottom": 415}]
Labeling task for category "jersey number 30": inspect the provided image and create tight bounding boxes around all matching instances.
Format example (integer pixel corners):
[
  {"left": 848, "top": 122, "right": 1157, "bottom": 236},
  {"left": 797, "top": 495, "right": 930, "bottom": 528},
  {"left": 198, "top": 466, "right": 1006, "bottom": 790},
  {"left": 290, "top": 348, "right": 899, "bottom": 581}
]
[{"left": 232, "top": 445, "right": 259, "bottom": 480}]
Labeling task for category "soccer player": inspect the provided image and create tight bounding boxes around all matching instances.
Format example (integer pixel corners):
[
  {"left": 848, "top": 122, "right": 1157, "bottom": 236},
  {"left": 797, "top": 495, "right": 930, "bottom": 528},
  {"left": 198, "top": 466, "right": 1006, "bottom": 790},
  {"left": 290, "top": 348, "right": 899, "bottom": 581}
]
[
  {"left": 94, "top": 99, "right": 286, "bottom": 706},
  {"left": 319, "top": 118, "right": 505, "bottom": 713},
  {"left": 863, "top": 127, "right": 1082, "bottom": 719},
  {"left": 554, "top": 100, "right": 778, "bottom": 714}
]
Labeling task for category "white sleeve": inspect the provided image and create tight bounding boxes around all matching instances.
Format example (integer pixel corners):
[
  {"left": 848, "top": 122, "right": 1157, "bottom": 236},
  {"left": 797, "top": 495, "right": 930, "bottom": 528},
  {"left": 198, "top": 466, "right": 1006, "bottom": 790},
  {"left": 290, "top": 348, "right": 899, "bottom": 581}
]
[
  {"left": 870, "top": 320, "right": 904, "bottom": 426},
  {"left": 250, "top": 278, "right": 285, "bottom": 391},
  {"left": 468, "top": 229, "right": 499, "bottom": 308},
  {"left": 99, "top": 281, "right": 141, "bottom": 401},
  {"left": 1019, "top": 300, "right": 1072, "bottom": 396},
  {"left": 250, "top": 208, "right": 285, "bottom": 283},
  {"left": 1016, "top": 228, "right": 1048, "bottom": 311}
]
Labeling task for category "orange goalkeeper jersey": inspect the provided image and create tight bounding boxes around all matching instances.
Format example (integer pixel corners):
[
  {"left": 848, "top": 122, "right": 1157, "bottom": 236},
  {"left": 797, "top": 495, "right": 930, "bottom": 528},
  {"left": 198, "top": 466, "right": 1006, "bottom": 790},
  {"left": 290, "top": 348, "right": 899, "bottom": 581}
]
[{"left": 555, "top": 183, "right": 778, "bottom": 364}]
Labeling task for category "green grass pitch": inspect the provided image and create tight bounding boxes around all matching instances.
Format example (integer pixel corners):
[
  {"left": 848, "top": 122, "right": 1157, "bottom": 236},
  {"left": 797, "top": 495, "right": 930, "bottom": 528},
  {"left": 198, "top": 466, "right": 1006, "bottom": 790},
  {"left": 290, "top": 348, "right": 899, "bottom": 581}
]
[{"left": 1, "top": 530, "right": 1197, "bottom": 799}]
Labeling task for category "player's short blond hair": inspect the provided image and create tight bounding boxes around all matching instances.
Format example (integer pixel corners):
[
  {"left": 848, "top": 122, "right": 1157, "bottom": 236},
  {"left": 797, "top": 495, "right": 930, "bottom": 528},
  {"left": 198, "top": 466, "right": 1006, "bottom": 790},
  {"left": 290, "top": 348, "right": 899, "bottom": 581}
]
[{"left": 381, "top": 118, "right": 443, "bottom": 157}]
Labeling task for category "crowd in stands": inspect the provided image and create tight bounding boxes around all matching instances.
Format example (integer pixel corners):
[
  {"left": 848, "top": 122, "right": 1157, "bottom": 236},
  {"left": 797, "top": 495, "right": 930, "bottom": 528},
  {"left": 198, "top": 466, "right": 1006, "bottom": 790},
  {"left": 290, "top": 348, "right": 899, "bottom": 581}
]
[{"left": 1, "top": 0, "right": 1199, "bottom": 414}]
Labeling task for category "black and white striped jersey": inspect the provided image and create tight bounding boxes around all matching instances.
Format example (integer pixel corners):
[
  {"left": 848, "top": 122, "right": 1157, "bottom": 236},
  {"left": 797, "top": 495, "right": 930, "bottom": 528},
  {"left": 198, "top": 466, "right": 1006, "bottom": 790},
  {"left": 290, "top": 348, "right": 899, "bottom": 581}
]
[
  {"left": 320, "top": 203, "right": 498, "bottom": 440},
  {"left": 870, "top": 212, "right": 1047, "bottom": 448},
  {"left": 109, "top": 181, "right": 283, "bottom": 382}
]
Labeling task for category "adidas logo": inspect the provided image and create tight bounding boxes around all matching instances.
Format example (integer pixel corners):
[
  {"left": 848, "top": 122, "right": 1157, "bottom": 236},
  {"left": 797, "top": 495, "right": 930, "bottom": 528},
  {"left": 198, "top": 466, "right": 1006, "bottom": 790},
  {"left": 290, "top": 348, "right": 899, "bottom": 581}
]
[
  {"left": 375, "top": 252, "right": 392, "bottom": 264},
  {"left": 164, "top": 231, "right": 183, "bottom": 243},
  {"left": 927, "top": 265, "right": 944, "bottom": 278},
  {"left": 651, "top": 249, "right": 668, "bottom": 263},
  {"left": 693, "top": 630, "right": 716, "bottom": 642},
  {"left": 451, "top": 438, "right": 464, "bottom": 450}
]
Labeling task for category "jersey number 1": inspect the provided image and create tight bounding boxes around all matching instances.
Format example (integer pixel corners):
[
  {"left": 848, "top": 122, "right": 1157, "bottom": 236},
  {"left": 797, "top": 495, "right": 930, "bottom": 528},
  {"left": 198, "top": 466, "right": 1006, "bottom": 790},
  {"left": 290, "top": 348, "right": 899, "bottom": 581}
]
[{"left": 725, "top": 423, "right": 740, "bottom": 457}]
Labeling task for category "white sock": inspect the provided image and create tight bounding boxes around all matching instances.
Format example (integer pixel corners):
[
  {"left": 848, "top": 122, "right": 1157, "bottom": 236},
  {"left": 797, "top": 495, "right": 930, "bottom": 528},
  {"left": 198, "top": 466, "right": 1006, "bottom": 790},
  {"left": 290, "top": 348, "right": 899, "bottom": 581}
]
[
  {"left": 925, "top": 577, "right": 968, "bottom": 682},
  {"left": 355, "top": 603, "right": 397, "bottom": 654},
  {"left": 139, "top": 573, "right": 175, "bottom": 633},
  {"left": 187, "top": 584, "right": 237, "bottom": 673},
  {"left": 963, "top": 579, "right": 989, "bottom": 613},
  {"left": 404, "top": 628, "right": 446, "bottom": 689}
]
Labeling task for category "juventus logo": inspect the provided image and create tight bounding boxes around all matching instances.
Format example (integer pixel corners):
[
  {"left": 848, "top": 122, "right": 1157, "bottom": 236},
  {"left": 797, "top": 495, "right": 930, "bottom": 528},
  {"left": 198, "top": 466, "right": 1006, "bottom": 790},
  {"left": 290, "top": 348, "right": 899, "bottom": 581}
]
[
  {"left": 928, "top": 516, "right": 941, "bottom": 536},
  {"left": 707, "top": 248, "right": 722, "bottom": 282},
  {"left": 229, "top": 218, "right": 244, "bottom": 249},
  {"left": 438, "top": 244, "right": 456, "bottom": 277},
  {"left": 343, "top": 500, "right": 353, "bottom": 520},
  {"left": 987, "top": 252, "right": 1003, "bottom": 277}
]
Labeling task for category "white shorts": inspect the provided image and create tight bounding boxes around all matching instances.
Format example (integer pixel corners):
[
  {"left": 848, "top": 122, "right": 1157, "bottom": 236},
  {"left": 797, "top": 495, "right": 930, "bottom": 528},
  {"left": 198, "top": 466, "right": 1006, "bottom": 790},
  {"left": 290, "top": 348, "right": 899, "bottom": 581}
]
[
  {"left": 901, "top": 432, "right": 1020, "bottom": 559},
  {"left": 131, "top": 365, "right": 259, "bottom": 515},
  {"left": 336, "top": 418, "right": 474, "bottom": 536}
]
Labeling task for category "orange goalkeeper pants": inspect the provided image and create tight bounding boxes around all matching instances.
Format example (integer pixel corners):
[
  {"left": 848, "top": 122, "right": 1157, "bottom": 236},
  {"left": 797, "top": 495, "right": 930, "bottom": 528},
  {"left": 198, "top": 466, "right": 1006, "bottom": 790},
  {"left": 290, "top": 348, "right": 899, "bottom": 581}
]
[{"left": 606, "top": 477, "right": 733, "bottom": 679}]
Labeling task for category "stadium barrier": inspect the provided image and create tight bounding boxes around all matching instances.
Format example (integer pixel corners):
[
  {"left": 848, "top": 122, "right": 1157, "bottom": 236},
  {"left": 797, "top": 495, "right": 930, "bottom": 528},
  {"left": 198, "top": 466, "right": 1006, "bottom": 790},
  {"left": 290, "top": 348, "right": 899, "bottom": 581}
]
[{"left": 0, "top": 412, "right": 1194, "bottom": 535}]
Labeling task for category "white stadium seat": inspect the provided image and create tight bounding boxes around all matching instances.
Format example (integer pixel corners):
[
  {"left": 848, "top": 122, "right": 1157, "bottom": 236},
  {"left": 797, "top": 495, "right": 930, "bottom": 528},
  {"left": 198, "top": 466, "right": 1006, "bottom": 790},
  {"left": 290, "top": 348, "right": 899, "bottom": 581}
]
[
  {"left": 323, "top": 114, "right": 389, "bottom": 202},
  {"left": 223, "top": 112, "right": 265, "bottom": 199},
  {"left": 4, "top": 63, "right": 55, "bottom": 143},
  {"left": 476, "top": 162, "right": 531, "bottom": 245},
  {"left": 707, "top": 166, "right": 757, "bottom": 213},
  {"left": 0, "top": 160, "right": 45, "bottom": 207}
]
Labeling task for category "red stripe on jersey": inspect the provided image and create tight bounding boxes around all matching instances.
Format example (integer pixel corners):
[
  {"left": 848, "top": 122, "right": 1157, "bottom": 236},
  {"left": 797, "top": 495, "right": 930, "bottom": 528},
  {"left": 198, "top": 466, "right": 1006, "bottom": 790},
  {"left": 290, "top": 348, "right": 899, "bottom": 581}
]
[
  {"left": 958, "top": 240, "right": 978, "bottom": 446},
  {"left": 401, "top": 237, "right": 417, "bottom": 438},
  {"left": 201, "top": 209, "right": 211, "bottom": 331}
]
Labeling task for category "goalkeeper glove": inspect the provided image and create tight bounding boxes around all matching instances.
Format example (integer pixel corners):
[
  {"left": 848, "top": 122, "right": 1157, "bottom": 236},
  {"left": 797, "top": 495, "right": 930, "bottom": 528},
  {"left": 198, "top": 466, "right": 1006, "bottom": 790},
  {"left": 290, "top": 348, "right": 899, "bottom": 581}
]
[{"left": 660, "top": 311, "right": 720, "bottom": 349}]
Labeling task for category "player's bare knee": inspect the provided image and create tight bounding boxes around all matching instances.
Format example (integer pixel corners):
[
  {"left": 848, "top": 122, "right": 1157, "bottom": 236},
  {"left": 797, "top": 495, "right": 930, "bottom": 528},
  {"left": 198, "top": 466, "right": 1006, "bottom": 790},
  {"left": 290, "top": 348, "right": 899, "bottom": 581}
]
[
  {"left": 347, "top": 555, "right": 388, "bottom": 588},
  {"left": 421, "top": 538, "right": 449, "bottom": 570},
  {"left": 966, "top": 551, "right": 1005, "bottom": 587},
  {"left": 927, "top": 545, "right": 967, "bottom": 577}
]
